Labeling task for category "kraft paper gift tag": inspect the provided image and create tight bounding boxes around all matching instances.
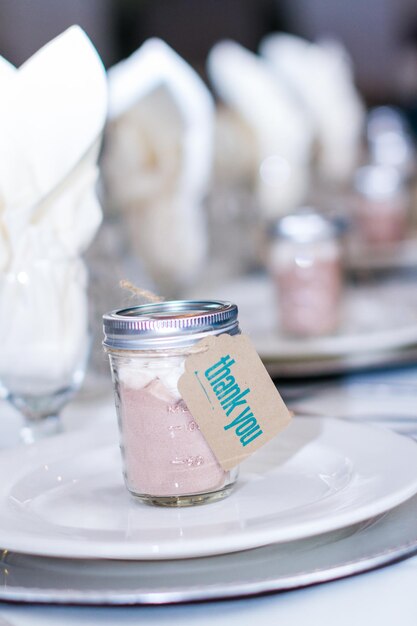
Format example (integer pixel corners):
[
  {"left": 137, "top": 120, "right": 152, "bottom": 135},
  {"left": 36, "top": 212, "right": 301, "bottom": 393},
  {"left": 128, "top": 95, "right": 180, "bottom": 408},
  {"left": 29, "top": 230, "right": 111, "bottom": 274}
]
[{"left": 179, "top": 334, "right": 292, "bottom": 470}]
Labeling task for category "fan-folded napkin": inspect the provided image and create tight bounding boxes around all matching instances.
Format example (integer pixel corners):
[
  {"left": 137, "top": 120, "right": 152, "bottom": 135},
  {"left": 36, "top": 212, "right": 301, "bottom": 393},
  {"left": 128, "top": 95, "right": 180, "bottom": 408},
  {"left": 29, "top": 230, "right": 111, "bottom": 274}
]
[
  {"left": 207, "top": 40, "right": 313, "bottom": 218},
  {"left": 102, "top": 38, "right": 213, "bottom": 296},
  {"left": 0, "top": 26, "right": 107, "bottom": 393}
]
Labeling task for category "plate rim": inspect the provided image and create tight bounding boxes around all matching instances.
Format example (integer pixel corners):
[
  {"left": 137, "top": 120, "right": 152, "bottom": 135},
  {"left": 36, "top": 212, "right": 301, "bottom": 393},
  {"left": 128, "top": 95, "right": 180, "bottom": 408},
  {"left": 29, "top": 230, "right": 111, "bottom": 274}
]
[
  {"left": 1, "top": 418, "right": 417, "bottom": 560},
  {"left": 2, "top": 495, "right": 417, "bottom": 605}
]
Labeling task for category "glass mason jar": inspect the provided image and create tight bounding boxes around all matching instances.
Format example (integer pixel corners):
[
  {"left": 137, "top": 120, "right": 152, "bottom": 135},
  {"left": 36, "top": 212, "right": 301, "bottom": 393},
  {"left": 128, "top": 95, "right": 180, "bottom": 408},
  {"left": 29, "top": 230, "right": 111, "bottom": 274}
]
[
  {"left": 268, "top": 209, "right": 344, "bottom": 338},
  {"left": 103, "top": 300, "right": 240, "bottom": 507},
  {"left": 353, "top": 165, "right": 409, "bottom": 246}
]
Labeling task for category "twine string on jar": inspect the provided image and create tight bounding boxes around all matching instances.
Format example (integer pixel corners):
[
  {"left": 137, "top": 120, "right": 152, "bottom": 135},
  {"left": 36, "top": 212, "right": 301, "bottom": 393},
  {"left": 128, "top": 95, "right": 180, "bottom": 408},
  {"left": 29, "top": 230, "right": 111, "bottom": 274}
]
[{"left": 119, "top": 279, "right": 165, "bottom": 303}]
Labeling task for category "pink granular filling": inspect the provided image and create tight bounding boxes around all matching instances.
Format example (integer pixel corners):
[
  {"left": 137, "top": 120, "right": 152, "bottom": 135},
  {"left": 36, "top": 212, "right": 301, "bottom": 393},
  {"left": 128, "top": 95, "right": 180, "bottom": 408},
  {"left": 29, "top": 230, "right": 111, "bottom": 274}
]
[
  {"left": 275, "top": 257, "right": 342, "bottom": 337},
  {"left": 119, "top": 378, "right": 227, "bottom": 497}
]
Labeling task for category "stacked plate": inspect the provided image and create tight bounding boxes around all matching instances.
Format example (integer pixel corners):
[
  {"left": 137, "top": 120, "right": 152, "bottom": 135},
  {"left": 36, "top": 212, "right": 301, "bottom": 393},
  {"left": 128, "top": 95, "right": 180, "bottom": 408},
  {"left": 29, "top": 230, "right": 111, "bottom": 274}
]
[
  {"left": 2, "top": 415, "right": 417, "bottom": 604},
  {"left": 191, "top": 275, "right": 417, "bottom": 377},
  {"left": 346, "top": 233, "right": 417, "bottom": 273}
]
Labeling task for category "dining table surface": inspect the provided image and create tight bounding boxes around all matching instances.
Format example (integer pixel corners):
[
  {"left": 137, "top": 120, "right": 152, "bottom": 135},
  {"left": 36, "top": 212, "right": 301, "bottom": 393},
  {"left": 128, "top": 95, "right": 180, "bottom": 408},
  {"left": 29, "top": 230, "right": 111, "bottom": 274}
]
[{"left": 1, "top": 362, "right": 417, "bottom": 626}]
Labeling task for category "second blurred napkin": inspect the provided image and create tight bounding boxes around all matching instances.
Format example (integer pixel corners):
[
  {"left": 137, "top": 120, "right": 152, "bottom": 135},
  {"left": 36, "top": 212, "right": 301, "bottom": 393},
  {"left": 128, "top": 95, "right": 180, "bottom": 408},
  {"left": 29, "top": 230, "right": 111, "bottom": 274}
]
[{"left": 102, "top": 39, "right": 214, "bottom": 296}]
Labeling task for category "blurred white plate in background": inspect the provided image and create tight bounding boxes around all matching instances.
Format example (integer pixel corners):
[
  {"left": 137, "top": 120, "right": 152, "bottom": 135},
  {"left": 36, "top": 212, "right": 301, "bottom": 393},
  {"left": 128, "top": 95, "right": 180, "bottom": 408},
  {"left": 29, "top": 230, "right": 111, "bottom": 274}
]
[
  {"left": 346, "top": 235, "right": 417, "bottom": 272},
  {"left": 194, "top": 274, "right": 417, "bottom": 358}
]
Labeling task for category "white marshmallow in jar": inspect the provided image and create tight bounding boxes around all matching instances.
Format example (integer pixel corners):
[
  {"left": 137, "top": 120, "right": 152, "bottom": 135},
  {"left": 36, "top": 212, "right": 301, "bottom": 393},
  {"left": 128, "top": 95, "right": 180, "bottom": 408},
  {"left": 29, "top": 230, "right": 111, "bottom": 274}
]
[
  {"left": 267, "top": 209, "right": 344, "bottom": 338},
  {"left": 353, "top": 165, "right": 409, "bottom": 246},
  {"left": 103, "top": 301, "right": 240, "bottom": 507}
]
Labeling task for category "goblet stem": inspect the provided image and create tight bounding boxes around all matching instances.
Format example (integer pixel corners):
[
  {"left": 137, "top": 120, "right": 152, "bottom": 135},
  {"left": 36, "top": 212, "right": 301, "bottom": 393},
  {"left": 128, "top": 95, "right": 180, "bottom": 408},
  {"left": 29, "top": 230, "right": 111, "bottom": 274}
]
[
  {"left": 6, "top": 386, "right": 76, "bottom": 445},
  {"left": 20, "top": 414, "right": 62, "bottom": 445}
]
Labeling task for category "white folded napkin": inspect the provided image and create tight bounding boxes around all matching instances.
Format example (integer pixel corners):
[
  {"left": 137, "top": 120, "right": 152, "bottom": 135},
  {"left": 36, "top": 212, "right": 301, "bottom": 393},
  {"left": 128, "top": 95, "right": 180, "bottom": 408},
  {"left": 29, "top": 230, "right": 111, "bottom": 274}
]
[
  {"left": 102, "top": 38, "right": 214, "bottom": 295},
  {"left": 0, "top": 26, "right": 107, "bottom": 395},
  {"left": 260, "top": 34, "right": 364, "bottom": 185},
  {"left": 0, "top": 25, "right": 106, "bottom": 268},
  {"left": 207, "top": 40, "right": 313, "bottom": 218}
]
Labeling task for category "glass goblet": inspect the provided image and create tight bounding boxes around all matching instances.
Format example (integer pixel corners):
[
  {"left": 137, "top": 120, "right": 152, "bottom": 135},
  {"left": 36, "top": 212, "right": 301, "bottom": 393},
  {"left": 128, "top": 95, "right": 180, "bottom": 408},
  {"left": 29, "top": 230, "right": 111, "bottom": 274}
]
[{"left": 0, "top": 258, "right": 91, "bottom": 444}]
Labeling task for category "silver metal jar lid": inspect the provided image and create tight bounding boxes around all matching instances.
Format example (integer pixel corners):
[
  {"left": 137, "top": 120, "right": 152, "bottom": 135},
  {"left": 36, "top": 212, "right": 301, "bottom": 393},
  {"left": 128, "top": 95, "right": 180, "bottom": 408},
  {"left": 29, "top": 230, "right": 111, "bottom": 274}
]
[
  {"left": 269, "top": 208, "right": 344, "bottom": 244},
  {"left": 103, "top": 300, "right": 239, "bottom": 351}
]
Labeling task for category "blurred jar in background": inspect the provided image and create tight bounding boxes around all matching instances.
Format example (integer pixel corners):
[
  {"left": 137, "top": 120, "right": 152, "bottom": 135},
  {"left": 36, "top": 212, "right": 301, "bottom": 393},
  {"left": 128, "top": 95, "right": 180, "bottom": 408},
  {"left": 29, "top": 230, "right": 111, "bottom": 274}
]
[
  {"left": 353, "top": 165, "right": 409, "bottom": 246},
  {"left": 268, "top": 210, "right": 343, "bottom": 337},
  {"left": 367, "top": 107, "right": 415, "bottom": 177}
]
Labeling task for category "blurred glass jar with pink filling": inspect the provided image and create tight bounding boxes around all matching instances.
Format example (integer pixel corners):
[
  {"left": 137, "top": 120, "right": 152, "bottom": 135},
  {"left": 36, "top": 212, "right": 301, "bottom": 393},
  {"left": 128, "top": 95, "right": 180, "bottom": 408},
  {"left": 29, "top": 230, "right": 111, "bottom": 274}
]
[
  {"left": 267, "top": 210, "right": 344, "bottom": 338},
  {"left": 353, "top": 165, "right": 409, "bottom": 247}
]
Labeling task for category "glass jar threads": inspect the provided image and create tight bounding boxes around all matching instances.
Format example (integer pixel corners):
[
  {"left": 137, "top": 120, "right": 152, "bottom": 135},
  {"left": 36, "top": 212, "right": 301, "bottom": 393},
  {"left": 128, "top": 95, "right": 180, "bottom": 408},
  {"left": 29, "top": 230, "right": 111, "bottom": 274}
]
[
  {"left": 103, "top": 300, "right": 240, "bottom": 507},
  {"left": 268, "top": 209, "right": 344, "bottom": 337}
]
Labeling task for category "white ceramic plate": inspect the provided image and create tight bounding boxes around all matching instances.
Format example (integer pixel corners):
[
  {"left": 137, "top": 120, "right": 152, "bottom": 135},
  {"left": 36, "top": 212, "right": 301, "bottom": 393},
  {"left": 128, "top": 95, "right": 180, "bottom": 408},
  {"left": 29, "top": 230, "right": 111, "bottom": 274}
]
[
  {"left": 346, "top": 234, "right": 417, "bottom": 272},
  {"left": 191, "top": 275, "right": 417, "bottom": 360},
  {"left": 1, "top": 417, "right": 417, "bottom": 560},
  {"left": 264, "top": 345, "right": 417, "bottom": 378},
  {"left": 2, "top": 494, "right": 417, "bottom": 605}
]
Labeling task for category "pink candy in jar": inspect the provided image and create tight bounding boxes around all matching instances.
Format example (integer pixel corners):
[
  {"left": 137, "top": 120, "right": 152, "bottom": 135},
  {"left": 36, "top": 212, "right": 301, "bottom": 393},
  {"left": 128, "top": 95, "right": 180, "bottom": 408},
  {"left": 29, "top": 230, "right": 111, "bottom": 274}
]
[
  {"left": 268, "top": 210, "right": 344, "bottom": 337},
  {"left": 353, "top": 165, "right": 409, "bottom": 246}
]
